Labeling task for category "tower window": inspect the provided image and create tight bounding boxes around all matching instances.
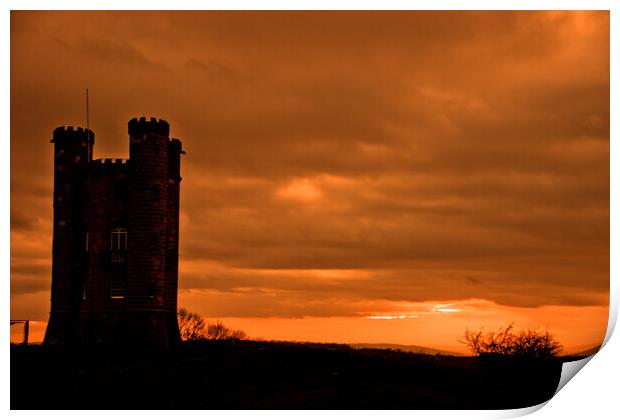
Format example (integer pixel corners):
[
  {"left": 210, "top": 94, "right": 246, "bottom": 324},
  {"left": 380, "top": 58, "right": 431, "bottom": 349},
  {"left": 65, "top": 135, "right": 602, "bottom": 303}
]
[
  {"left": 110, "top": 228, "right": 127, "bottom": 250},
  {"left": 110, "top": 280, "right": 126, "bottom": 299}
]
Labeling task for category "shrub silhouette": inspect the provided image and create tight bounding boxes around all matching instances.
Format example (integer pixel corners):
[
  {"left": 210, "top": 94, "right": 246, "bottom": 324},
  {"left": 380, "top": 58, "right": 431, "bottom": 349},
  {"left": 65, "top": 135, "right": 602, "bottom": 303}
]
[{"left": 461, "top": 324, "right": 562, "bottom": 359}]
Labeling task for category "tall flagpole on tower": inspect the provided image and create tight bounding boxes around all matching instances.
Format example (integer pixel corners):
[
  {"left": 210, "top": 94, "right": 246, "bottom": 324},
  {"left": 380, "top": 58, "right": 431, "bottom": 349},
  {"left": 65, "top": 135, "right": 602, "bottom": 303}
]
[{"left": 86, "top": 88, "right": 90, "bottom": 162}]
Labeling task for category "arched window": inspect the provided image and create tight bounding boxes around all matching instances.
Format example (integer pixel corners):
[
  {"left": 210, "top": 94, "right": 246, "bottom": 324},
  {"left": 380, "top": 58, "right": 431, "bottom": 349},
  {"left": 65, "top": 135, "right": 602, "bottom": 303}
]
[{"left": 110, "top": 228, "right": 127, "bottom": 250}]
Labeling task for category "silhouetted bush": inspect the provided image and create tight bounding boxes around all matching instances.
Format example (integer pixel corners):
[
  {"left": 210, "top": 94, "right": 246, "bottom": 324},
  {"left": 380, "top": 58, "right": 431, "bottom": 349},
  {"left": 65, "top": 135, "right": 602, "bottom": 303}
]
[{"left": 461, "top": 324, "right": 562, "bottom": 359}]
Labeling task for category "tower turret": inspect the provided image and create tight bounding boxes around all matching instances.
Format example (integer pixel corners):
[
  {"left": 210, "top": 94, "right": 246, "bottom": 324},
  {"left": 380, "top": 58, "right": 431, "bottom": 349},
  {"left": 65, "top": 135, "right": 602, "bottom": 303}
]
[
  {"left": 165, "top": 138, "right": 183, "bottom": 341},
  {"left": 44, "top": 126, "right": 94, "bottom": 345},
  {"left": 126, "top": 117, "right": 178, "bottom": 345}
]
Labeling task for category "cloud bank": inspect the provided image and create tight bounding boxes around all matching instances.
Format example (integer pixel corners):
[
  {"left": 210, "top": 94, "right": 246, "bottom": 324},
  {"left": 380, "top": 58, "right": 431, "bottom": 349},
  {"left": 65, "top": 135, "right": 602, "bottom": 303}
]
[{"left": 11, "top": 11, "right": 609, "bottom": 320}]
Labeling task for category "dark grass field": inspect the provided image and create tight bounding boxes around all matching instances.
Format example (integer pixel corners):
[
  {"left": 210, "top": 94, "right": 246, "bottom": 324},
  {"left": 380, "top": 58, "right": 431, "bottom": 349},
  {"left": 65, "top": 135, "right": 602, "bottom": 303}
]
[{"left": 11, "top": 340, "right": 570, "bottom": 409}]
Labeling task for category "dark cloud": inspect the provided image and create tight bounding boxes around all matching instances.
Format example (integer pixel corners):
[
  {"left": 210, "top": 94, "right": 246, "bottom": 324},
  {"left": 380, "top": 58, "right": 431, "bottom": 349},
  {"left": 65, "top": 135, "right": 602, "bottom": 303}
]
[
  {"left": 11, "top": 11, "right": 609, "bottom": 320},
  {"left": 185, "top": 58, "right": 237, "bottom": 83},
  {"left": 70, "top": 39, "right": 159, "bottom": 69},
  {"left": 466, "top": 276, "right": 482, "bottom": 285},
  {"left": 11, "top": 274, "right": 50, "bottom": 296},
  {"left": 11, "top": 209, "right": 36, "bottom": 231}
]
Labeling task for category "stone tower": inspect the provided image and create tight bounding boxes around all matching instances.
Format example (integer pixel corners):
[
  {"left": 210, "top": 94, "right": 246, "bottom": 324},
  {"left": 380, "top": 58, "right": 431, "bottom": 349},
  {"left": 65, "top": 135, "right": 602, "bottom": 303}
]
[{"left": 44, "top": 117, "right": 184, "bottom": 347}]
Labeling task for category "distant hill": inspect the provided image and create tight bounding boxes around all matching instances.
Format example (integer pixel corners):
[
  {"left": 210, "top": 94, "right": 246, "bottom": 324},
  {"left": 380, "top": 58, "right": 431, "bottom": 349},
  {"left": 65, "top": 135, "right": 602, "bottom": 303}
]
[{"left": 350, "top": 342, "right": 465, "bottom": 356}]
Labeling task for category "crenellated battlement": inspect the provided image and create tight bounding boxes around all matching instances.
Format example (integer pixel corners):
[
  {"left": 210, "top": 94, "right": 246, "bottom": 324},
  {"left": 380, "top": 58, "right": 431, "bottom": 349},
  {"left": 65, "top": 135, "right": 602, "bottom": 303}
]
[
  {"left": 52, "top": 126, "right": 95, "bottom": 143},
  {"left": 89, "top": 158, "right": 129, "bottom": 174},
  {"left": 128, "top": 117, "right": 169, "bottom": 137},
  {"left": 92, "top": 158, "right": 128, "bottom": 165}
]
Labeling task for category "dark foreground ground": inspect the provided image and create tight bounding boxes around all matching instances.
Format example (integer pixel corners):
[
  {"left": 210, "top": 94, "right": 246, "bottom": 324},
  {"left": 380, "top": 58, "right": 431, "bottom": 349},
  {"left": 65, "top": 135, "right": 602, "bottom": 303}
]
[{"left": 11, "top": 340, "right": 571, "bottom": 409}]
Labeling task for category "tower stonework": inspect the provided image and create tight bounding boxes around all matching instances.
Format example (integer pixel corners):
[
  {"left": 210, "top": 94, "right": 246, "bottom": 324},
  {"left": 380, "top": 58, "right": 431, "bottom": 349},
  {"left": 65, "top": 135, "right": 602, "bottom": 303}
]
[{"left": 44, "top": 117, "right": 184, "bottom": 347}]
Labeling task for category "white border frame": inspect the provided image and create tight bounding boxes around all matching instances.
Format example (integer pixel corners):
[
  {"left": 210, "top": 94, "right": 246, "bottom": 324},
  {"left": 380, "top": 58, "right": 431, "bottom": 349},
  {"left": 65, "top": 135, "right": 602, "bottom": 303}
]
[{"left": 3, "top": 2, "right": 617, "bottom": 419}]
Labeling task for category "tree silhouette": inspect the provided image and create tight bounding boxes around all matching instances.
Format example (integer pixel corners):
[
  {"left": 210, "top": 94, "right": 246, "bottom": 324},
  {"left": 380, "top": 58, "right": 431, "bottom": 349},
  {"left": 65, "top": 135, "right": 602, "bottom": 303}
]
[
  {"left": 206, "top": 320, "right": 247, "bottom": 340},
  {"left": 177, "top": 309, "right": 248, "bottom": 341},
  {"left": 178, "top": 308, "right": 206, "bottom": 340},
  {"left": 461, "top": 324, "right": 562, "bottom": 359}
]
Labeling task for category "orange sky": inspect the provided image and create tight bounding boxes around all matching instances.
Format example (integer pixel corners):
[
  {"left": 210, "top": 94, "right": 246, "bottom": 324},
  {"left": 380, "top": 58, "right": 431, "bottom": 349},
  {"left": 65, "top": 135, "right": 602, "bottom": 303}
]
[{"left": 10, "top": 11, "right": 609, "bottom": 352}]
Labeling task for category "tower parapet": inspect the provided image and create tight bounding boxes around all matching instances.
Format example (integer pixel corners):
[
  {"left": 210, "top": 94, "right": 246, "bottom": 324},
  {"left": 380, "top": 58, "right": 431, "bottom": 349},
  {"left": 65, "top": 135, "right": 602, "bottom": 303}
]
[
  {"left": 89, "top": 158, "right": 129, "bottom": 172},
  {"left": 53, "top": 125, "right": 95, "bottom": 139},
  {"left": 128, "top": 117, "right": 169, "bottom": 138},
  {"left": 52, "top": 126, "right": 95, "bottom": 162}
]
